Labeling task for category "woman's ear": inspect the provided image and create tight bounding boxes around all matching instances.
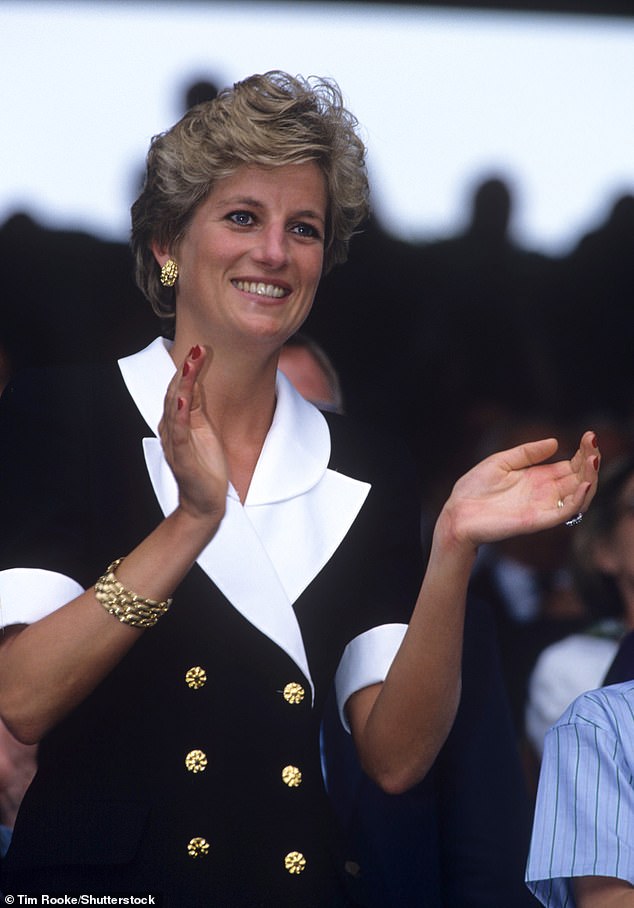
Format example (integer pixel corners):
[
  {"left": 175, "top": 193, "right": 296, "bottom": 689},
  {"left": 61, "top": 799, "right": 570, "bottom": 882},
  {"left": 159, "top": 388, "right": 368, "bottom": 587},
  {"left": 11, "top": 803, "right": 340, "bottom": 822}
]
[{"left": 151, "top": 240, "right": 171, "bottom": 267}]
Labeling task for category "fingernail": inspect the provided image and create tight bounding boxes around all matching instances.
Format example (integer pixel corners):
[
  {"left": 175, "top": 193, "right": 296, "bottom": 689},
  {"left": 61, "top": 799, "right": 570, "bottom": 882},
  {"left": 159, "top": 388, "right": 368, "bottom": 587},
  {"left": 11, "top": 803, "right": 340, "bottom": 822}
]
[
  {"left": 183, "top": 361, "right": 190, "bottom": 377},
  {"left": 591, "top": 435, "right": 598, "bottom": 448},
  {"left": 177, "top": 397, "right": 185, "bottom": 410},
  {"left": 593, "top": 456, "right": 599, "bottom": 471},
  {"left": 190, "top": 345, "right": 202, "bottom": 360}
]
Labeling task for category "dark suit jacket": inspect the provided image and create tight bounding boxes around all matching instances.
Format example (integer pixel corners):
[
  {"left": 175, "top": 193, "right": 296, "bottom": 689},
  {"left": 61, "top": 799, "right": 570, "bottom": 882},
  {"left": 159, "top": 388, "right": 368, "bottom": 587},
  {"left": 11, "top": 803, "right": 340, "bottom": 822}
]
[
  {"left": 0, "top": 357, "right": 423, "bottom": 907},
  {"left": 604, "top": 628, "right": 634, "bottom": 685}
]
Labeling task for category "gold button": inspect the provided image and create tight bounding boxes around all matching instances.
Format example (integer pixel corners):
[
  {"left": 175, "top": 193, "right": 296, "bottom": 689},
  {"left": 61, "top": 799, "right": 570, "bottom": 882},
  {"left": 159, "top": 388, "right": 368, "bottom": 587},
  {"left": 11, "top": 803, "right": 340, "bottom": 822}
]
[
  {"left": 187, "top": 837, "right": 210, "bottom": 858},
  {"left": 185, "top": 749, "right": 208, "bottom": 773},
  {"left": 282, "top": 765, "right": 302, "bottom": 788},
  {"left": 284, "top": 851, "right": 306, "bottom": 874},
  {"left": 283, "top": 682, "right": 305, "bottom": 705},
  {"left": 185, "top": 666, "right": 207, "bottom": 689}
]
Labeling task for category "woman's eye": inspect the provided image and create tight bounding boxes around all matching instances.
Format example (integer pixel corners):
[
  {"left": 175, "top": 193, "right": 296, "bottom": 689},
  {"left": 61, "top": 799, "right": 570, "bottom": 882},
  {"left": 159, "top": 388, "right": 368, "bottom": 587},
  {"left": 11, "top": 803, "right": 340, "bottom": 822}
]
[
  {"left": 291, "top": 222, "right": 321, "bottom": 239},
  {"left": 228, "top": 211, "right": 254, "bottom": 226}
]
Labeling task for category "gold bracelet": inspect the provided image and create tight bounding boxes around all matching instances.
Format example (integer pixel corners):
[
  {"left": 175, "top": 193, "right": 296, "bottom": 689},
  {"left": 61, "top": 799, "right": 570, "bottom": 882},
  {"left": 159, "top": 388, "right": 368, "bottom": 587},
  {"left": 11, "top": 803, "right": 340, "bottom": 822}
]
[{"left": 94, "top": 558, "right": 172, "bottom": 628}]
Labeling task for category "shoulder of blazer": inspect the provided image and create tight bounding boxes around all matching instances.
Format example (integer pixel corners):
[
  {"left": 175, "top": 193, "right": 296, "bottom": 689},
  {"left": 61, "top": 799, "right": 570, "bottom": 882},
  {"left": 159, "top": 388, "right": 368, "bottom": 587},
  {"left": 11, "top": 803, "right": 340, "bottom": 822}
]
[{"left": 2, "top": 360, "right": 135, "bottom": 429}]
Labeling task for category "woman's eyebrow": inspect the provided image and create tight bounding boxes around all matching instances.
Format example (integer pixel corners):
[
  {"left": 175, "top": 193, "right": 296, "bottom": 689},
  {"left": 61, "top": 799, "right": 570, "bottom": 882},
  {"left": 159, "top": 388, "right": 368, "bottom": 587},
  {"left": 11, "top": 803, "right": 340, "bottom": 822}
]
[
  {"left": 217, "top": 194, "right": 263, "bottom": 208},
  {"left": 294, "top": 209, "right": 326, "bottom": 224}
]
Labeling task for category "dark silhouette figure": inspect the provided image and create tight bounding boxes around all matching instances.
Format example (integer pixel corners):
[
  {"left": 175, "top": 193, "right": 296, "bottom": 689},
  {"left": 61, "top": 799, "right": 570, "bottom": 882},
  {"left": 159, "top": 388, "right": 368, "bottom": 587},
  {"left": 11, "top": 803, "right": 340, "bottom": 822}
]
[
  {"left": 183, "top": 78, "right": 220, "bottom": 109},
  {"left": 395, "top": 176, "right": 558, "bottom": 504},
  {"left": 554, "top": 194, "right": 634, "bottom": 422},
  {"left": 0, "top": 213, "right": 156, "bottom": 378}
]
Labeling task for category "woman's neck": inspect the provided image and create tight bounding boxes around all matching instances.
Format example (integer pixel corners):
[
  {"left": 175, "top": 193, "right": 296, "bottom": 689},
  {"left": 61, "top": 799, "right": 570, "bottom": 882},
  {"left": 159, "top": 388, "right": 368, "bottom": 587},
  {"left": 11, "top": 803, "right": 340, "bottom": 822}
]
[{"left": 169, "top": 334, "right": 279, "bottom": 502}]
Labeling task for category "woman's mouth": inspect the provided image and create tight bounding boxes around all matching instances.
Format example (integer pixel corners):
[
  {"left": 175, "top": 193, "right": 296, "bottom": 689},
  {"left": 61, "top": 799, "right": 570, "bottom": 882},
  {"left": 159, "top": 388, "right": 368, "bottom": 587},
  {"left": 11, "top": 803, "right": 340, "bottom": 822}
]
[{"left": 232, "top": 280, "right": 289, "bottom": 299}]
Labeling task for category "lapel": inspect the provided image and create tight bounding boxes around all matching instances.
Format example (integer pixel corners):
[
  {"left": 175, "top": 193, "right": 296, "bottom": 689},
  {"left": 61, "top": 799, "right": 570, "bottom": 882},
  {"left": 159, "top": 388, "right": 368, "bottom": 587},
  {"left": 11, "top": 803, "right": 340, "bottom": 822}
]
[{"left": 119, "top": 338, "right": 371, "bottom": 697}]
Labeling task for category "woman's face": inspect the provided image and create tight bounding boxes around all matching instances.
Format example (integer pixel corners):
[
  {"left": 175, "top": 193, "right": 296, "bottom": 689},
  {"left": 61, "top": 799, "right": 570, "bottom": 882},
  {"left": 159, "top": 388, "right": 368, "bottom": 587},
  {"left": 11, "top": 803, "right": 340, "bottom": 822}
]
[{"left": 159, "top": 161, "right": 327, "bottom": 352}]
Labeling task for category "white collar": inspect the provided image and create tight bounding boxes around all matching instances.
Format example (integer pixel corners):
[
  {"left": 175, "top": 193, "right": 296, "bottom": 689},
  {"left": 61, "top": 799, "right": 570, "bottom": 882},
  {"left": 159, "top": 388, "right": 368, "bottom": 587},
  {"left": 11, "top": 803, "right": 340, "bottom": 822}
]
[
  {"left": 118, "top": 336, "right": 332, "bottom": 505},
  {"left": 118, "top": 337, "right": 371, "bottom": 696}
]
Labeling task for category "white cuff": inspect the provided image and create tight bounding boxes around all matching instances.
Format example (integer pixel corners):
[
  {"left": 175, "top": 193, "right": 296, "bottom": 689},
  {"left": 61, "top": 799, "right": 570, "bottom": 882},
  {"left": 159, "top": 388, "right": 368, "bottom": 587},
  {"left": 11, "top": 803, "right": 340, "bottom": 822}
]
[
  {"left": 0, "top": 568, "right": 85, "bottom": 627},
  {"left": 334, "top": 623, "right": 407, "bottom": 732}
]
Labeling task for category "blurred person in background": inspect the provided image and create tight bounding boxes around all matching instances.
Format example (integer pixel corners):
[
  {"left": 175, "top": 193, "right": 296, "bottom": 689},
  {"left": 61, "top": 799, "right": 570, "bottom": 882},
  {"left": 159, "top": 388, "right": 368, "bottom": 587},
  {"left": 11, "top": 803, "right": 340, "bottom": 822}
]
[
  {"left": 279, "top": 332, "right": 344, "bottom": 414},
  {"left": 525, "top": 454, "right": 634, "bottom": 761}
]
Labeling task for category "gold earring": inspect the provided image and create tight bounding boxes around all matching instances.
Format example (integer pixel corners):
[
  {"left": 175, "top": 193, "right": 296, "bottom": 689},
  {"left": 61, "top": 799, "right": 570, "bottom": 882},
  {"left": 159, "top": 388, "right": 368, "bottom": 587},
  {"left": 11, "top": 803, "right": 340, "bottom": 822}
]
[{"left": 160, "top": 259, "right": 179, "bottom": 287}]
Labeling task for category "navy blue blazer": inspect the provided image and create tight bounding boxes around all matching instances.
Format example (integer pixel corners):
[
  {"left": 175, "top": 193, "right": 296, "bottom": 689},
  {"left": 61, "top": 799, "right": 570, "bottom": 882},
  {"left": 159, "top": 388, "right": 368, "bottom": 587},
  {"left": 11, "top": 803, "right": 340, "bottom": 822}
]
[
  {"left": 0, "top": 358, "right": 423, "bottom": 907},
  {"left": 604, "top": 628, "right": 634, "bottom": 685}
]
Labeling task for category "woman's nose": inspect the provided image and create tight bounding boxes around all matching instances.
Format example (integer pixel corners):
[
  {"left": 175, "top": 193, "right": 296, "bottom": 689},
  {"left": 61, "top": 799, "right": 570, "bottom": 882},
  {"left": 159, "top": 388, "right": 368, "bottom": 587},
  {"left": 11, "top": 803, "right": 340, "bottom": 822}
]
[{"left": 253, "top": 224, "right": 289, "bottom": 268}]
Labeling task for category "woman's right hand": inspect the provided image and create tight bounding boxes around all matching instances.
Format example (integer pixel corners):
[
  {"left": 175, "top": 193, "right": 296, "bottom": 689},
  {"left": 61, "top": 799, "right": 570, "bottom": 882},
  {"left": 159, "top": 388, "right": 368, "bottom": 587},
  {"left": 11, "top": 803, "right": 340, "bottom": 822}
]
[{"left": 159, "top": 344, "right": 228, "bottom": 526}]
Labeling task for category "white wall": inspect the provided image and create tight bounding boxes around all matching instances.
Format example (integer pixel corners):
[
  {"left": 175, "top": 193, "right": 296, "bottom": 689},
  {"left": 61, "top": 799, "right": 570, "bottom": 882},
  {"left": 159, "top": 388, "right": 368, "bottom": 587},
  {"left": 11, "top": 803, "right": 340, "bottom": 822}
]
[{"left": 2, "top": 0, "right": 633, "bottom": 253}]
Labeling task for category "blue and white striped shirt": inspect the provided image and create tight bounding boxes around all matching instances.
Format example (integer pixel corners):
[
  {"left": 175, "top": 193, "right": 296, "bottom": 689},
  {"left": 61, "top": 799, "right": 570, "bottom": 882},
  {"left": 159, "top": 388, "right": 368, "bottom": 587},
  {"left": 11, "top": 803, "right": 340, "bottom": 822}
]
[{"left": 526, "top": 681, "right": 634, "bottom": 906}]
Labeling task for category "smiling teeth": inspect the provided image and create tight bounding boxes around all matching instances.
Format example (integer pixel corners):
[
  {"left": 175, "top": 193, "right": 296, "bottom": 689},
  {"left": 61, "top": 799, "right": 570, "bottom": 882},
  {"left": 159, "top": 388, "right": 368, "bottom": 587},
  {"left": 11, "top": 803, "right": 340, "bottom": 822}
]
[{"left": 234, "top": 280, "right": 286, "bottom": 299}]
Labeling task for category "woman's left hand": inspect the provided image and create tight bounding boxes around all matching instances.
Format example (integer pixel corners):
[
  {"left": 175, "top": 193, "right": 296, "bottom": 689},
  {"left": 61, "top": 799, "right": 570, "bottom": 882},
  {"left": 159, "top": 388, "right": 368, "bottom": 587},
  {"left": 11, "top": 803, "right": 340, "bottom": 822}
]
[{"left": 439, "top": 430, "right": 599, "bottom": 550}]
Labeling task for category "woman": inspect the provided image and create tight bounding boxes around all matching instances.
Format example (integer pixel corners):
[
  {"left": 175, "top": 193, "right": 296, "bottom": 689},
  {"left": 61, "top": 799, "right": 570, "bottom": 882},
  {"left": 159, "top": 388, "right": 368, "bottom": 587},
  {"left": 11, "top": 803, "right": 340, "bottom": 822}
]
[{"left": 0, "top": 72, "right": 598, "bottom": 905}]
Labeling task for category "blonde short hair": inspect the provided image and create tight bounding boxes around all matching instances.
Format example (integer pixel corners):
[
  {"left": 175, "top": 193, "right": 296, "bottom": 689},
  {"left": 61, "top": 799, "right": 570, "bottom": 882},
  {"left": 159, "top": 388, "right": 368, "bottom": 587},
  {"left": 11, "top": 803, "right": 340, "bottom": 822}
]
[{"left": 131, "top": 71, "right": 369, "bottom": 318}]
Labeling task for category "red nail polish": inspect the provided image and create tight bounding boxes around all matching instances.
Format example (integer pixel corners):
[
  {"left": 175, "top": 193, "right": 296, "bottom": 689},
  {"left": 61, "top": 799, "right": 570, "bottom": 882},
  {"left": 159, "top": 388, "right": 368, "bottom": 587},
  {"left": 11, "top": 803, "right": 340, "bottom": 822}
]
[
  {"left": 177, "top": 397, "right": 184, "bottom": 410},
  {"left": 593, "top": 456, "right": 599, "bottom": 471},
  {"left": 191, "top": 345, "right": 202, "bottom": 360},
  {"left": 182, "top": 361, "right": 190, "bottom": 377},
  {"left": 591, "top": 435, "right": 598, "bottom": 448}
]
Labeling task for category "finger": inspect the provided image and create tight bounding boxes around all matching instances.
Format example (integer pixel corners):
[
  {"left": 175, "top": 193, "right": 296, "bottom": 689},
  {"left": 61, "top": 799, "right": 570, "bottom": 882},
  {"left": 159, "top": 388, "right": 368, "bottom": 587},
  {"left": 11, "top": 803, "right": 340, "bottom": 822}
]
[
  {"left": 568, "top": 433, "right": 600, "bottom": 499},
  {"left": 579, "top": 453, "right": 600, "bottom": 510},
  {"left": 498, "top": 437, "right": 559, "bottom": 472},
  {"left": 160, "top": 346, "right": 208, "bottom": 457},
  {"left": 554, "top": 452, "right": 598, "bottom": 501},
  {"left": 547, "top": 431, "right": 599, "bottom": 489},
  {"left": 569, "top": 430, "right": 599, "bottom": 473},
  {"left": 554, "top": 454, "right": 599, "bottom": 525},
  {"left": 164, "top": 345, "right": 207, "bottom": 414}
]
